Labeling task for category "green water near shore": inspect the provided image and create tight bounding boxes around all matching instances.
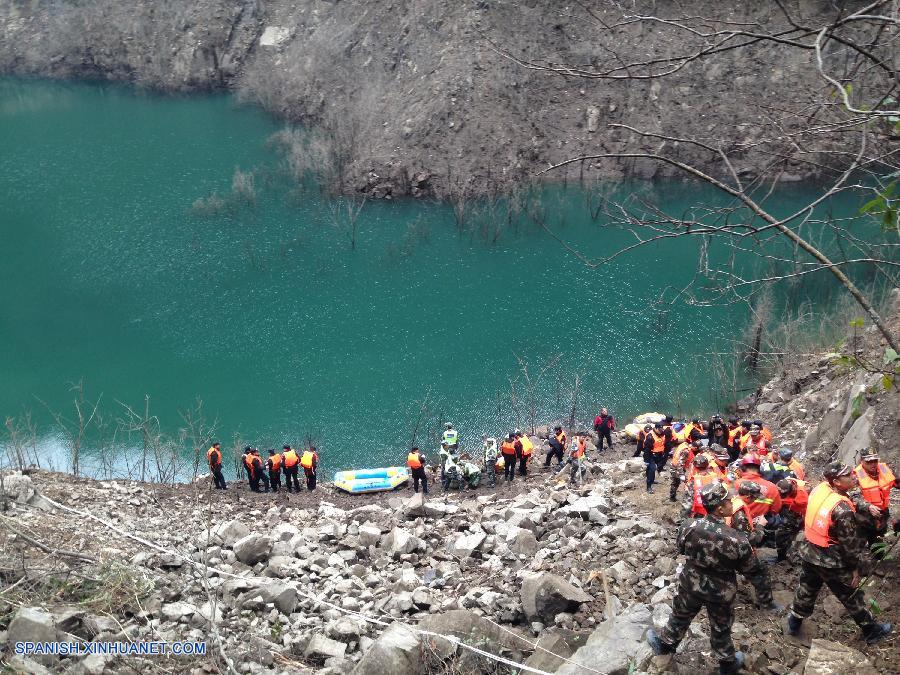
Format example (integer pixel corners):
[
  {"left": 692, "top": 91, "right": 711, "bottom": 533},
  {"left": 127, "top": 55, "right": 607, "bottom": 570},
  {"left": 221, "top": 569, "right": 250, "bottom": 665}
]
[{"left": 0, "top": 79, "right": 867, "bottom": 478}]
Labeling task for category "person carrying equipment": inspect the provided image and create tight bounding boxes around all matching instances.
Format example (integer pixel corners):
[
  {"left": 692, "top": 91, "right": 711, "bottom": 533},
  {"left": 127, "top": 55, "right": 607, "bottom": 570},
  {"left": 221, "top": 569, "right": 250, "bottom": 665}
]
[
  {"left": 557, "top": 433, "right": 587, "bottom": 484},
  {"left": 442, "top": 422, "right": 459, "bottom": 451},
  {"left": 515, "top": 430, "right": 534, "bottom": 476},
  {"left": 787, "top": 462, "right": 892, "bottom": 644},
  {"left": 248, "top": 448, "right": 270, "bottom": 492},
  {"left": 300, "top": 446, "right": 318, "bottom": 491},
  {"left": 207, "top": 442, "right": 226, "bottom": 490},
  {"left": 546, "top": 426, "right": 566, "bottom": 468},
  {"left": 647, "top": 481, "right": 773, "bottom": 675},
  {"left": 407, "top": 447, "right": 429, "bottom": 494},
  {"left": 775, "top": 478, "right": 808, "bottom": 562},
  {"left": 852, "top": 451, "right": 895, "bottom": 547},
  {"left": 267, "top": 449, "right": 282, "bottom": 492},
  {"left": 593, "top": 408, "right": 615, "bottom": 451},
  {"left": 282, "top": 445, "right": 301, "bottom": 492},
  {"left": 500, "top": 434, "right": 518, "bottom": 484}
]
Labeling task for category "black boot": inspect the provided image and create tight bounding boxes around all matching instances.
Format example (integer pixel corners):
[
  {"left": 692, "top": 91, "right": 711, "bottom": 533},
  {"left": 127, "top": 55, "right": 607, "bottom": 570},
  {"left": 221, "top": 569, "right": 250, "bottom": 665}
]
[
  {"left": 863, "top": 622, "right": 892, "bottom": 644},
  {"left": 718, "top": 652, "right": 744, "bottom": 675},
  {"left": 646, "top": 629, "right": 676, "bottom": 655},
  {"left": 786, "top": 613, "right": 802, "bottom": 636}
]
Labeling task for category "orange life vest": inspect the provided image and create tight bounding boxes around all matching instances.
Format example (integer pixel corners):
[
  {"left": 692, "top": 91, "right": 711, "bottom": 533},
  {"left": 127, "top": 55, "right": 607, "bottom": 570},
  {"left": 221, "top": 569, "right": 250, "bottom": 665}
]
[
  {"left": 555, "top": 431, "right": 567, "bottom": 447},
  {"left": 805, "top": 482, "right": 855, "bottom": 548},
  {"left": 649, "top": 431, "right": 666, "bottom": 454},
  {"left": 407, "top": 452, "right": 423, "bottom": 469},
  {"left": 243, "top": 454, "right": 253, "bottom": 471},
  {"left": 269, "top": 453, "right": 282, "bottom": 471},
  {"left": 301, "top": 451, "right": 316, "bottom": 469},
  {"left": 726, "top": 497, "right": 754, "bottom": 531},
  {"left": 282, "top": 449, "right": 299, "bottom": 468},
  {"left": 520, "top": 436, "right": 534, "bottom": 457},
  {"left": 672, "top": 442, "right": 693, "bottom": 468},
  {"left": 741, "top": 435, "right": 767, "bottom": 454},
  {"left": 500, "top": 440, "right": 517, "bottom": 456},
  {"left": 854, "top": 463, "right": 895, "bottom": 510},
  {"left": 761, "top": 426, "right": 773, "bottom": 443},
  {"left": 782, "top": 484, "right": 809, "bottom": 518},
  {"left": 571, "top": 437, "right": 586, "bottom": 458},
  {"left": 247, "top": 455, "right": 261, "bottom": 477},
  {"left": 207, "top": 446, "right": 221, "bottom": 468},
  {"left": 727, "top": 427, "right": 740, "bottom": 445},
  {"left": 789, "top": 459, "right": 806, "bottom": 480}
]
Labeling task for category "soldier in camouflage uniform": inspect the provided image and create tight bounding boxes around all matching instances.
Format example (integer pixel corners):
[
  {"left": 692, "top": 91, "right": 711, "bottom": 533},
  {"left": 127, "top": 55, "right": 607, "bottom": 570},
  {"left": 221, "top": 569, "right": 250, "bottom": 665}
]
[
  {"left": 648, "top": 481, "right": 776, "bottom": 675},
  {"left": 774, "top": 478, "right": 807, "bottom": 562},
  {"left": 730, "top": 481, "right": 767, "bottom": 548},
  {"left": 787, "top": 462, "right": 892, "bottom": 643}
]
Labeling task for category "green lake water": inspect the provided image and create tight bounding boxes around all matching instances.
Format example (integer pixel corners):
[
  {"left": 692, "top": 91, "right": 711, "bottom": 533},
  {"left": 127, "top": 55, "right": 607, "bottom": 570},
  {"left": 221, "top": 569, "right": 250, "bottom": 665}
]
[{"left": 0, "top": 79, "right": 866, "bottom": 478}]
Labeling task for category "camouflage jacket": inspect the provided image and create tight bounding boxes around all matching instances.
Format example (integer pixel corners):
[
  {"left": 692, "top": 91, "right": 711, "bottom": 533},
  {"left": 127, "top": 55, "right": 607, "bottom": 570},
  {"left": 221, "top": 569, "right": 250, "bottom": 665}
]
[
  {"left": 676, "top": 514, "right": 768, "bottom": 603},
  {"left": 730, "top": 507, "right": 765, "bottom": 548},
  {"left": 798, "top": 499, "right": 867, "bottom": 570}
]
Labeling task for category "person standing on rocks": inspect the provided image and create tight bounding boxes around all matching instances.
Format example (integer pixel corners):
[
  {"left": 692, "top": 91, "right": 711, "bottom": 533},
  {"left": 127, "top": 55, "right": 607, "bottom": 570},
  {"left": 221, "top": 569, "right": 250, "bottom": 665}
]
[
  {"left": 248, "top": 448, "right": 270, "bottom": 492},
  {"left": 207, "top": 442, "right": 226, "bottom": 490},
  {"left": 593, "top": 407, "right": 615, "bottom": 452},
  {"left": 852, "top": 451, "right": 895, "bottom": 548},
  {"left": 500, "top": 434, "right": 518, "bottom": 485},
  {"left": 267, "top": 449, "right": 282, "bottom": 492},
  {"left": 545, "top": 426, "right": 566, "bottom": 469},
  {"left": 774, "top": 478, "right": 808, "bottom": 562},
  {"left": 281, "top": 445, "right": 301, "bottom": 492},
  {"left": 557, "top": 433, "right": 587, "bottom": 484},
  {"left": 681, "top": 454, "right": 720, "bottom": 517},
  {"left": 787, "top": 462, "right": 892, "bottom": 644},
  {"left": 647, "top": 481, "right": 773, "bottom": 675},
  {"left": 407, "top": 446, "right": 429, "bottom": 494},
  {"left": 442, "top": 422, "right": 459, "bottom": 452},
  {"left": 482, "top": 435, "right": 499, "bottom": 487},
  {"left": 241, "top": 446, "right": 253, "bottom": 485},
  {"left": 640, "top": 422, "right": 670, "bottom": 494},
  {"left": 515, "top": 430, "right": 533, "bottom": 476},
  {"left": 301, "top": 446, "right": 318, "bottom": 491},
  {"left": 707, "top": 415, "right": 728, "bottom": 448}
]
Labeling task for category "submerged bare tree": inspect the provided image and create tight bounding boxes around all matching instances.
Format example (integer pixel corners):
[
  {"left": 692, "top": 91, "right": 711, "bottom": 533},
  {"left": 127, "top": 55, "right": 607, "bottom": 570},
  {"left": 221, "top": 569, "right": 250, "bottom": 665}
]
[
  {"left": 39, "top": 380, "right": 103, "bottom": 477},
  {"left": 492, "top": 1, "right": 900, "bottom": 351}
]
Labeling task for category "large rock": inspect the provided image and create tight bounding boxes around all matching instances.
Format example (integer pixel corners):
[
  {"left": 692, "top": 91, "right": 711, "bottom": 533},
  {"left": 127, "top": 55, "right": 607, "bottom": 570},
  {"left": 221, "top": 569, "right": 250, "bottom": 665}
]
[
  {"left": 0, "top": 472, "right": 35, "bottom": 503},
  {"left": 382, "top": 527, "right": 420, "bottom": 556},
  {"left": 417, "top": 609, "right": 528, "bottom": 653},
  {"left": 803, "top": 638, "right": 876, "bottom": 674},
  {"left": 8, "top": 607, "right": 58, "bottom": 664},
  {"left": 521, "top": 573, "right": 593, "bottom": 623},
  {"left": 358, "top": 524, "right": 383, "bottom": 547},
  {"left": 448, "top": 532, "right": 486, "bottom": 558},
  {"left": 304, "top": 634, "right": 347, "bottom": 661},
  {"left": 233, "top": 534, "right": 273, "bottom": 565},
  {"left": 556, "top": 603, "right": 653, "bottom": 675},
  {"left": 213, "top": 519, "right": 250, "bottom": 547},
  {"left": 351, "top": 622, "right": 420, "bottom": 675},
  {"left": 836, "top": 407, "right": 875, "bottom": 466}
]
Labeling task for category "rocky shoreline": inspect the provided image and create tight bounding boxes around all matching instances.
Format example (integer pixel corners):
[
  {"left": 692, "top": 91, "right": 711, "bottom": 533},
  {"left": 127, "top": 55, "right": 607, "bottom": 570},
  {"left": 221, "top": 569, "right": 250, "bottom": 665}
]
[
  {"left": 0, "top": 2, "right": 866, "bottom": 197},
  {"left": 1, "top": 295, "right": 898, "bottom": 674}
]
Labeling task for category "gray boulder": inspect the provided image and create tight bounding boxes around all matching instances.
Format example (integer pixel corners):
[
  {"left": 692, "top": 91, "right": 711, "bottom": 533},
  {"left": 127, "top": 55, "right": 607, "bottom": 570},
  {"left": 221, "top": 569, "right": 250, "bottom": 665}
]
[
  {"left": 213, "top": 519, "right": 250, "bottom": 547},
  {"left": 448, "top": 532, "right": 486, "bottom": 558},
  {"left": 305, "top": 634, "right": 347, "bottom": 661},
  {"left": 521, "top": 573, "right": 593, "bottom": 623},
  {"left": 382, "top": 527, "right": 420, "bottom": 556},
  {"left": 233, "top": 534, "right": 273, "bottom": 564},
  {"left": 803, "top": 638, "right": 876, "bottom": 675},
  {"left": 836, "top": 407, "right": 875, "bottom": 466},
  {"left": 351, "top": 623, "right": 420, "bottom": 675},
  {"left": 0, "top": 472, "right": 35, "bottom": 503},
  {"left": 556, "top": 603, "right": 653, "bottom": 675},
  {"left": 8, "top": 607, "right": 58, "bottom": 664}
]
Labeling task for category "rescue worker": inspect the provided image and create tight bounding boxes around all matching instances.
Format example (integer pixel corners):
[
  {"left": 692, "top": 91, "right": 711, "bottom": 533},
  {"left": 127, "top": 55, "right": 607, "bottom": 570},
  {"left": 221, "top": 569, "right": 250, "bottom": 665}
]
[
  {"left": 499, "top": 433, "right": 518, "bottom": 484},
  {"left": 241, "top": 446, "right": 253, "bottom": 485},
  {"left": 728, "top": 482, "right": 767, "bottom": 547},
  {"left": 267, "top": 448, "right": 282, "bottom": 492},
  {"left": 707, "top": 415, "right": 728, "bottom": 448},
  {"left": 734, "top": 455, "right": 782, "bottom": 516},
  {"left": 482, "top": 436, "right": 499, "bottom": 487},
  {"left": 641, "top": 422, "right": 669, "bottom": 493},
  {"left": 740, "top": 424, "right": 769, "bottom": 457},
  {"left": 681, "top": 454, "right": 721, "bottom": 518},
  {"left": 775, "top": 478, "right": 808, "bottom": 562},
  {"left": 753, "top": 419, "right": 774, "bottom": 444},
  {"left": 670, "top": 438, "right": 697, "bottom": 502},
  {"left": 852, "top": 451, "right": 895, "bottom": 547},
  {"left": 711, "top": 448, "right": 733, "bottom": 485},
  {"left": 787, "top": 462, "right": 892, "bottom": 644},
  {"left": 442, "top": 452, "right": 464, "bottom": 492},
  {"left": 442, "top": 422, "right": 459, "bottom": 451},
  {"left": 546, "top": 426, "right": 565, "bottom": 468},
  {"left": 282, "top": 444, "right": 301, "bottom": 492},
  {"left": 300, "top": 446, "right": 318, "bottom": 491},
  {"left": 593, "top": 407, "right": 615, "bottom": 451},
  {"left": 207, "top": 442, "right": 226, "bottom": 490},
  {"left": 407, "top": 446, "right": 428, "bottom": 494},
  {"left": 632, "top": 424, "right": 651, "bottom": 458},
  {"left": 647, "top": 481, "right": 772, "bottom": 675},
  {"left": 557, "top": 433, "right": 587, "bottom": 484},
  {"left": 731, "top": 420, "right": 752, "bottom": 459},
  {"left": 725, "top": 417, "right": 742, "bottom": 461},
  {"left": 248, "top": 448, "right": 270, "bottom": 492},
  {"left": 515, "top": 430, "right": 534, "bottom": 476},
  {"left": 460, "top": 460, "right": 482, "bottom": 489},
  {"left": 766, "top": 447, "right": 804, "bottom": 482}
]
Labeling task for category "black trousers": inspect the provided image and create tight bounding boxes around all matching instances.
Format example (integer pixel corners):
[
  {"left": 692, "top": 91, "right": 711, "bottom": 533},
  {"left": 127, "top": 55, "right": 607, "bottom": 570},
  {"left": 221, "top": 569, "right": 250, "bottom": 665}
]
[
  {"left": 502, "top": 454, "right": 516, "bottom": 482},
  {"left": 304, "top": 467, "right": 317, "bottom": 490},
  {"left": 269, "top": 470, "right": 281, "bottom": 492},
  {"left": 596, "top": 427, "right": 613, "bottom": 450},
  {"left": 411, "top": 467, "right": 428, "bottom": 493},
  {"left": 284, "top": 465, "right": 301, "bottom": 491},
  {"left": 210, "top": 465, "right": 227, "bottom": 489},
  {"left": 250, "top": 472, "right": 270, "bottom": 492},
  {"left": 545, "top": 446, "right": 564, "bottom": 466},
  {"left": 518, "top": 454, "right": 529, "bottom": 476}
]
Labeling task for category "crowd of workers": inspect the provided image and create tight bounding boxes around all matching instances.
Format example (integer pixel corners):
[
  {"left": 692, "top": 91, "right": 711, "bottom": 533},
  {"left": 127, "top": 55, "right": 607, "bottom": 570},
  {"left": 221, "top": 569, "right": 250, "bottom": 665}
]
[
  {"left": 202, "top": 407, "right": 898, "bottom": 675},
  {"left": 636, "top": 413, "right": 896, "bottom": 675}
]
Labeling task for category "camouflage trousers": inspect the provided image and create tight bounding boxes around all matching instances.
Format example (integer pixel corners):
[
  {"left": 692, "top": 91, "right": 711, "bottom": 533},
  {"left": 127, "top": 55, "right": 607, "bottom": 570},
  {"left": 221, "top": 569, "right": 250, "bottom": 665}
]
[
  {"left": 791, "top": 561, "right": 876, "bottom": 629},
  {"left": 774, "top": 518, "right": 801, "bottom": 560},
  {"left": 659, "top": 578, "right": 736, "bottom": 664},
  {"left": 669, "top": 470, "right": 683, "bottom": 500}
]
